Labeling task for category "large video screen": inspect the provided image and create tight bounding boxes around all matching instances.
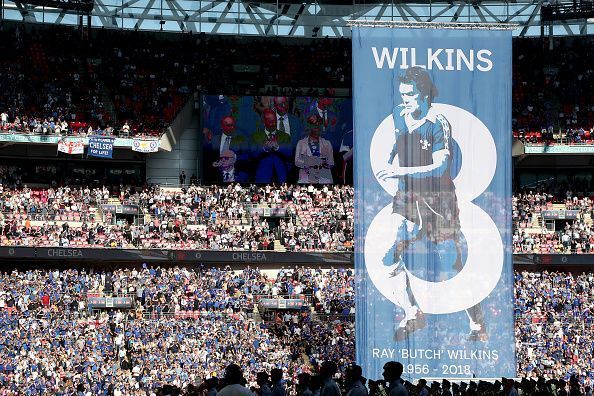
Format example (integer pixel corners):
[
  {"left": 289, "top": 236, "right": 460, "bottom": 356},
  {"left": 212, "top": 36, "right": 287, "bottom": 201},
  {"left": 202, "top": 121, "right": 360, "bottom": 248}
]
[{"left": 201, "top": 95, "right": 353, "bottom": 185}]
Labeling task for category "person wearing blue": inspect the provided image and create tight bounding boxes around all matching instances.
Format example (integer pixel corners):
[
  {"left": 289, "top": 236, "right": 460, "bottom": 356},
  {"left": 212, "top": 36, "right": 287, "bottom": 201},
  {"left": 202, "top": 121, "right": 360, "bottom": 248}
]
[
  {"left": 203, "top": 95, "right": 232, "bottom": 140},
  {"left": 376, "top": 66, "right": 486, "bottom": 342},
  {"left": 252, "top": 109, "right": 293, "bottom": 184},
  {"left": 339, "top": 129, "right": 353, "bottom": 185},
  {"left": 218, "top": 364, "right": 253, "bottom": 396},
  {"left": 319, "top": 361, "right": 341, "bottom": 396},
  {"left": 345, "top": 365, "right": 368, "bottom": 396},
  {"left": 257, "top": 372, "right": 273, "bottom": 396}
]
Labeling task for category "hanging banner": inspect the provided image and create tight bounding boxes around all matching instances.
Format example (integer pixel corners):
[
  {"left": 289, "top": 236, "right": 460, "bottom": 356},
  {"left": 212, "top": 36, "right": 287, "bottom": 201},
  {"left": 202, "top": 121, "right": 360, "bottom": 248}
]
[
  {"left": 57, "top": 137, "right": 84, "bottom": 155},
  {"left": 353, "top": 25, "right": 514, "bottom": 380},
  {"left": 132, "top": 138, "right": 159, "bottom": 153},
  {"left": 88, "top": 136, "right": 115, "bottom": 158}
]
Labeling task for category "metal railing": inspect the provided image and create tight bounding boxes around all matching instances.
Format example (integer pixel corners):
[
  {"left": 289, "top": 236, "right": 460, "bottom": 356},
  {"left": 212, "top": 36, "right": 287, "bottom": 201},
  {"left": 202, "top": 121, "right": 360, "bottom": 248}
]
[
  {"left": 314, "top": 313, "right": 355, "bottom": 322},
  {"left": 0, "top": 125, "right": 165, "bottom": 139},
  {"left": 254, "top": 293, "right": 315, "bottom": 305},
  {"left": 141, "top": 310, "right": 253, "bottom": 321},
  {"left": 1, "top": 211, "right": 98, "bottom": 222},
  {"left": 86, "top": 291, "right": 136, "bottom": 299}
]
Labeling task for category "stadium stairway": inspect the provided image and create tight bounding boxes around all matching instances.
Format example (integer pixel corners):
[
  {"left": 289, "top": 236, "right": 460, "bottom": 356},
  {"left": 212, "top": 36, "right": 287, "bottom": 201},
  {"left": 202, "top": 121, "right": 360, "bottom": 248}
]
[
  {"left": 147, "top": 97, "right": 199, "bottom": 184},
  {"left": 252, "top": 306, "right": 263, "bottom": 323},
  {"left": 28, "top": 42, "right": 49, "bottom": 79},
  {"left": 273, "top": 240, "right": 286, "bottom": 252},
  {"left": 90, "top": 58, "right": 119, "bottom": 126}
]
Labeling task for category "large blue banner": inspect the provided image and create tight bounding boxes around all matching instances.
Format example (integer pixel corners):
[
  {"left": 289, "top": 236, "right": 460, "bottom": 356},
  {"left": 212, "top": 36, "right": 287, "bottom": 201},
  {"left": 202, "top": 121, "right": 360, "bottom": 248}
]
[{"left": 354, "top": 27, "right": 514, "bottom": 380}]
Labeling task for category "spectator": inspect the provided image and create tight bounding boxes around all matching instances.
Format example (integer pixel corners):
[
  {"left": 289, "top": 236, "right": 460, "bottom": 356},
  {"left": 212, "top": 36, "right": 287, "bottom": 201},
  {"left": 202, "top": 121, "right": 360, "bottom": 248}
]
[
  {"left": 382, "top": 362, "right": 407, "bottom": 396},
  {"left": 271, "top": 368, "right": 286, "bottom": 396},
  {"left": 218, "top": 364, "right": 252, "bottom": 396},
  {"left": 345, "top": 365, "right": 368, "bottom": 396},
  {"left": 320, "top": 361, "right": 342, "bottom": 396}
]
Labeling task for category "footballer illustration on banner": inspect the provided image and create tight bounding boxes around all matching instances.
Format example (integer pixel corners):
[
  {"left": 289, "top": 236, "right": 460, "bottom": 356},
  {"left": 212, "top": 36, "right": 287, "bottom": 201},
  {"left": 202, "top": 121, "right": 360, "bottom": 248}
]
[
  {"left": 366, "top": 70, "right": 502, "bottom": 339},
  {"left": 353, "top": 25, "right": 515, "bottom": 380}
]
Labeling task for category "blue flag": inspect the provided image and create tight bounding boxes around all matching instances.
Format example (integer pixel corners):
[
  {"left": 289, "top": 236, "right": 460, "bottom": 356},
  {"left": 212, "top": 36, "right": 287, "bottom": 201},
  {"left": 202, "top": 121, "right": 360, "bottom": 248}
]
[{"left": 88, "top": 136, "right": 115, "bottom": 159}]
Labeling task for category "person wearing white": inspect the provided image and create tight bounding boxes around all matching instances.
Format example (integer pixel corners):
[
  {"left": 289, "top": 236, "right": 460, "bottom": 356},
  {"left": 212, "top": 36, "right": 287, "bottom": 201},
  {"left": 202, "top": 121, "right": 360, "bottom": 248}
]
[{"left": 295, "top": 114, "right": 334, "bottom": 184}]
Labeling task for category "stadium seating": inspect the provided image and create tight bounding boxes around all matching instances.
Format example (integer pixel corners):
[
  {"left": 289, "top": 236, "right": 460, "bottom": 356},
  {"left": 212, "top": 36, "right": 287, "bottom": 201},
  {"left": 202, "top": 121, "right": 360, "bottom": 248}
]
[
  {"left": 0, "top": 25, "right": 352, "bottom": 141},
  {"left": 513, "top": 39, "right": 594, "bottom": 144},
  {"left": 1, "top": 267, "right": 593, "bottom": 392},
  {"left": 4, "top": 182, "right": 594, "bottom": 254},
  {"left": 3, "top": 18, "right": 594, "bottom": 396},
  {"left": 0, "top": 184, "right": 354, "bottom": 251},
  {"left": 3, "top": 26, "right": 594, "bottom": 142}
]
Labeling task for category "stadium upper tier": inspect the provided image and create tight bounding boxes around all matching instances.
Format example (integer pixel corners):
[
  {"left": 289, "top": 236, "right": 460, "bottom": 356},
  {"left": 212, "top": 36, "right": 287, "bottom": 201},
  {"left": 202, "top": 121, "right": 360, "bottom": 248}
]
[
  {"left": 0, "top": 25, "right": 593, "bottom": 141},
  {"left": 0, "top": 182, "right": 591, "bottom": 254},
  {"left": 0, "top": 0, "right": 589, "bottom": 37}
]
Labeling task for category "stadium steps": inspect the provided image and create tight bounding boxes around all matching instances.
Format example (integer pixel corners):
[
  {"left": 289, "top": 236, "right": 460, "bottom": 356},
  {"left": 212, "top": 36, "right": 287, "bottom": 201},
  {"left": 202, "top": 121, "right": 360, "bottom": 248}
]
[
  {"left": 301, "top": 352, "right": 313, "bottom": 370},
  {"left": 97, "top": 205, "right": 106, "bottom": 224},
  {"left": 161, "top": 187, "right": 183, "bottom": 193},
  {"left": 89, "top": 58, "right": 119, "bottom": 125},
  {"left": 533, "top": 214, "right": 542, "bottom": 229},
  {"left": 98, "top": 81, "right": 118, "bottom": 126},
  {"left": 252, "top": 306, "right": 263, "bottom": 323},
  {"left": 273, "top": 239, "right": 286, "bottom": 252},
  {"left": 28, "top": 43, "right": 49, "bottom": 77},
  {"left": 240, "top": 212, "right": 252, "bottom": 226},
  {"left": 524, "top": 227, "right": 547, "bottom": 235}
]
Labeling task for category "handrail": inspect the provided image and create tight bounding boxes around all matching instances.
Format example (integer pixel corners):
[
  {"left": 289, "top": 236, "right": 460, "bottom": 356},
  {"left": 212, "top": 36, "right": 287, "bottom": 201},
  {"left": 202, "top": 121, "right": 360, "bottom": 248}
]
[
  {"left": 1, "top": 309, "right": 592, "bottom": 325},
  {"left": 314, "top": 313, "right": 355, "bottom": 321},
  {"left": 0, "top": 211, "right": 98, "bottom": 222},
  {"left": 86, "top": 291, "right": 137, "bottom": 299},
  {"left": 142, "top": 310, "right": 250, "bottom": 321},
  {"left": 0, "top": 125, "right": 165, "bottom": 138},
  {"left": 254, "top": 293, "right": 315, "bottom": 305}
]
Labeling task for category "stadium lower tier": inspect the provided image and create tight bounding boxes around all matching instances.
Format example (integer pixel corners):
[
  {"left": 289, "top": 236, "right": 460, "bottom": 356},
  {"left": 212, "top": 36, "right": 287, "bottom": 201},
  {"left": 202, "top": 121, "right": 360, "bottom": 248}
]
[{"left": 0, "top": 267, "right": 593, "bottom": 394}]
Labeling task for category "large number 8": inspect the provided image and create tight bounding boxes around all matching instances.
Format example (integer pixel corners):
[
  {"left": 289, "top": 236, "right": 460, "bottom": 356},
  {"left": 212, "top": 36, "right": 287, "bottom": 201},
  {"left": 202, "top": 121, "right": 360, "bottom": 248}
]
[{"left": 365, "top": 103, "right": 504, "bottom": 314}]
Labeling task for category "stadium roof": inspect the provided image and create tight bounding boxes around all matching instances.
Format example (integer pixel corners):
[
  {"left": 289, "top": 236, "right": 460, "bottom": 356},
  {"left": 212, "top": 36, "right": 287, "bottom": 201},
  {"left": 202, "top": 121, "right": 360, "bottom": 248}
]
[{"left": 3, "top": 0, "right": 593, "bottom": 37}]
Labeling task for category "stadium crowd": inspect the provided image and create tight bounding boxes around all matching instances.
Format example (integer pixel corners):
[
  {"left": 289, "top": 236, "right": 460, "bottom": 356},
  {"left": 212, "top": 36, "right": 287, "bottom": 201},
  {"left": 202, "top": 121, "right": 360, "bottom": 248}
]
[
  {"left": 4, "top": 181, "right": 594, "bottom": 254},
  {"left": 0, "top": 24, "right": 351, "bottom": 140},
  {"left": 0, "top": 312, "right": 355, "bottom": 396},
  {"left": 515, "top": 271, "right": 594, "bottom": 388},
  {"left": 512, "top": 184, "right": 594, "bottom": 254},
  {"left": 513, "top": 38, "right": 594, "bottom": 143},
  {"left": 5, "top": 181, "right": 594, "bottom": 254},
  {"left": 0, "top": 265, "right": 356, "bottom": 395},
  {"left": 0, "top": 184, "right": 355, "bottom": 252},
  {"left": 2, "top": 8, "right": 594, "bottom": 396},
  {"left": 3, "top": 23, "right": 594, "bottom": 142},
  {"left": 2, "top": 267, "right": 594, "bottom": 394},
  {"left": 0, "top": 266, "right": 355, "bottom": 317}
]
